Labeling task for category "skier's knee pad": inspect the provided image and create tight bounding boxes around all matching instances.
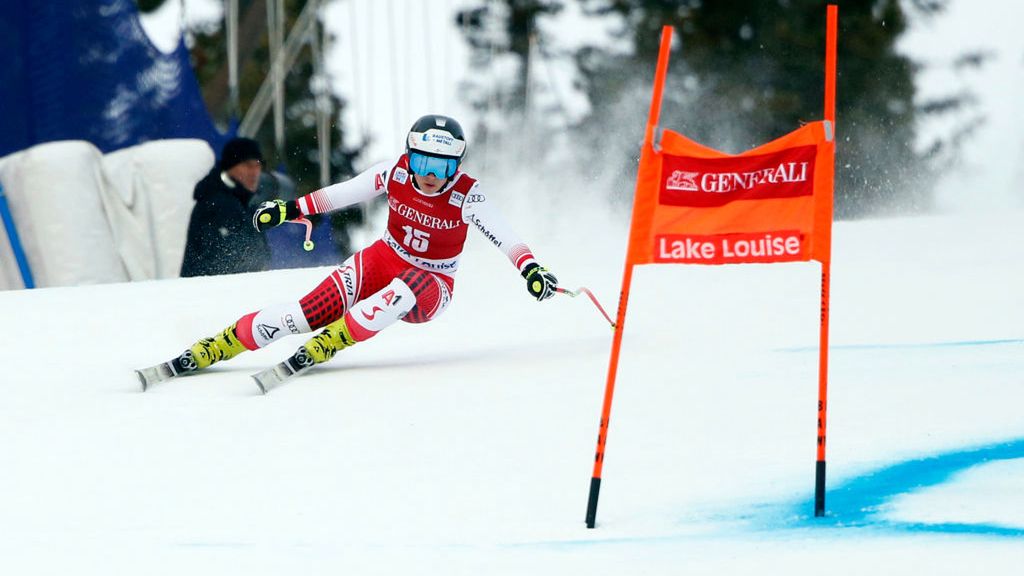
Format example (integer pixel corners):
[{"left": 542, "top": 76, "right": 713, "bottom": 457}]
[
  {"left": 346, "top": 277, "right": 417, "bottom": 336},
  {"left": 396, "top": 268, "right": 451, "bottom": 324}
]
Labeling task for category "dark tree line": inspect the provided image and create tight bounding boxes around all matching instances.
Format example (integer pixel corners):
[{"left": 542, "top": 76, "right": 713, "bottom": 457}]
[{"left": 458, "top": 0, "right": 980, "bottom": 219}]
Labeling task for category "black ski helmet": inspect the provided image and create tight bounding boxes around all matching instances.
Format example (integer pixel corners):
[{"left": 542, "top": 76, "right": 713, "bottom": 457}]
[{"left": 406, "top": 114, "right": 467, "bottom": 171}]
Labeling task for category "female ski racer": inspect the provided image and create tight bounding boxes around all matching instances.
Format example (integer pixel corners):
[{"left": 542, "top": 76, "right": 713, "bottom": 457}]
[{"left": 138, "top": 114, "right": 558, "bottom": 390}]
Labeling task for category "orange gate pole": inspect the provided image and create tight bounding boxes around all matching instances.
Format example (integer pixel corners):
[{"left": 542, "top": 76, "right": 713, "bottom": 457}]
[
  {"left": 815, "top": 4, "right": 838, "bottom": 518},
  {"left": 585, "top": 25, "right": 674, "bottom": 529}
]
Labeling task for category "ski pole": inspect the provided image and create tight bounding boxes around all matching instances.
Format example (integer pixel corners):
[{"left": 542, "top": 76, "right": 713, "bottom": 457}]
[
  {"left": 556, "top": 286, "right": 615, "bottom": 330},
  {"left": 287, "top": 216, "right": 315, "bottom": 251}
]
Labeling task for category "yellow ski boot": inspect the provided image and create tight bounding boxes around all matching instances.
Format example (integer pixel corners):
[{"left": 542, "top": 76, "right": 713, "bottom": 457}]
[
  {"left": 300, "top": 320, "right": 357, "bottom": 365},
  {"left": 137, "top": 324, "right": 248, "bottom": 390},
  {"left": 178, "top": 324, "right": 248, "bottom": 372}
]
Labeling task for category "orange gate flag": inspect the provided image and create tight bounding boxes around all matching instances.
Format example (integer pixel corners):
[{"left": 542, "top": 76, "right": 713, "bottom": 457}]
[
  {"left": 585, "top": 5, "right": 837, "bottom": 530},
  {"left": 628, "top": 122, "right": 833, "bottom": 267}
]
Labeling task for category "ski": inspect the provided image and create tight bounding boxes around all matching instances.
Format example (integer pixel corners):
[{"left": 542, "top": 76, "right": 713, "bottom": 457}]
[
  {"left": 135, "top": 351, "right": 200, "bottom": 391},
  {"left": 138, "top": 348, "right": 319, "bottom": 394},
  {"left": 251, "top": 349, "right": 316, "bottom": 394},
  {"left": 135, "top": 358, "right": 188, "bottom": 391}
]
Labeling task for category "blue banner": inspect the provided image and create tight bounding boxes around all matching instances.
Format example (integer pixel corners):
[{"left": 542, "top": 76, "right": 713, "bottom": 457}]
[{"left": 0, "top": 0, "right": 226, "bottom": 158}]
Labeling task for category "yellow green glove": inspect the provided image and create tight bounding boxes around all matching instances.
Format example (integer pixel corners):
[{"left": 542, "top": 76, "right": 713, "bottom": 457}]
[
  {"left": 252, "top": 199, "right": 300, "bottom": 232},
  {"left": 522, "top": 263, "right": 558, "bottom": 301}
]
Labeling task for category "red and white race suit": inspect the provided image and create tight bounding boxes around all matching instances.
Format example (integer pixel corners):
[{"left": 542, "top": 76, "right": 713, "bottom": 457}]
[{"left": 233, "top": 155, "right": 538, "bottom": 349}]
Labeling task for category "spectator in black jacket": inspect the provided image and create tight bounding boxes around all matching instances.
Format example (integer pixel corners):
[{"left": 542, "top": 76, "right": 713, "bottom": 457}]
[{"left": 180, "top": 137, "right": 272, "bottom": 277}]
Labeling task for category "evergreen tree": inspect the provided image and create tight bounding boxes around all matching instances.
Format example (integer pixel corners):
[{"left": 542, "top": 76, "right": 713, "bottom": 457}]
[
  {"left": 576, "top": 0, "right": 936, "bottom": 217},
  {"left": 456, "top": 1, "right": 563, "bottom": 167},
  {"left": 458, "top": 0, "right": 563, "bottom": 113},
  {"left": 459, "top": 0, "right": 975, "bottom": 218}
]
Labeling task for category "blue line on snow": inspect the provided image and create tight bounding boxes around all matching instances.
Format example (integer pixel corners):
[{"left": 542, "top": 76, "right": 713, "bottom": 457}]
[
  {"left": 776, "top": 338, "right": 1024, "bottom": 353},
  {"left": 790, "top": 438, "right": 1024, "bottom": 536},
  {"left": 512, "top": 440, "right": 1024, "bottom": 548}
]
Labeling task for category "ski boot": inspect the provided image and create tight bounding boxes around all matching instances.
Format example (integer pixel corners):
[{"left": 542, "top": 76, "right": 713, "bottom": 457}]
[
  {"left": 251, "top": 319, "right": 356, "bottom": 394},
  {"left": 136, "top": 324, "right": 247, "bottom": 390}
]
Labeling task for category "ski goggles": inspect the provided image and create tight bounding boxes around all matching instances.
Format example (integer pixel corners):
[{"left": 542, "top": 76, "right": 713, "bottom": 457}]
[{"left": 408, "top": 152, "right": 458, "bottom": 179}]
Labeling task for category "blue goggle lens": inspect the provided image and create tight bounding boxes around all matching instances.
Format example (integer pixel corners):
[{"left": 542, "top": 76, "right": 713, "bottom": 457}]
[{"left": 409, "top": 152, "right": 458, "bottom": 179}]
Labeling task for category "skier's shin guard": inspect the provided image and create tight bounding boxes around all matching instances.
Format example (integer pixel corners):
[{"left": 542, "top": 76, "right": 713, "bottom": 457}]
[
  {"left": 301, "top": 317, "right": 358, "bottom": 365},
  {"left": 180, "top": 323, "right": 248, "bottom": 371}
]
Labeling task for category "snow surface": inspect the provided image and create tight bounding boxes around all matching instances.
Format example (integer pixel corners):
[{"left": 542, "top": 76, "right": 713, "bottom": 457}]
[
  {"left": 1, "top": 204, "right": 1022, "bottom": 574},
  {"left": 7, "top": 3, "right": 1024, "bottom": 572}
]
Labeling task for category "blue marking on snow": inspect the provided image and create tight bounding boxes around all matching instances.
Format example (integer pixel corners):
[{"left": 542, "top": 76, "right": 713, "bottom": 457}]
[
  {"left": 516, "top": 440, "right": 1024, "bottom": 548},
  {"left": 790, "top": 439, "right": 1024, "bottom": 536},
  {"left": 776, "top": 338, "right": 1023, "bottom": 353}
]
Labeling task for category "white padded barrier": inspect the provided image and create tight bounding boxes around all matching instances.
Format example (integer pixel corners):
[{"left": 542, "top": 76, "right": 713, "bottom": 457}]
[
  {"left": 0, "top": 139, "right": 214, "bottom": 289},
  {"left": 0, "top": 155, "right": 22, "bottom": 290},
  {"left": 0, "top": 141, "right": 127, "bottom": 288},
  {"left": 101, "top": 139, "right": 214, "bottom": 280}
]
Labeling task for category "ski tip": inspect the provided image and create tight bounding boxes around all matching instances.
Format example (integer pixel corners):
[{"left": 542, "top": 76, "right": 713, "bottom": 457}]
[
  {"left": 135, "top": 369, "right": 148, "bottom": 392},
  {"left": 135, "top": 362, "right": 175, "bottom": 391},
  {"left": 252, "top": 374, "right": 268, "bottom": 395},
  {"left": 252, "top": 366, "right": 283, "bottom": 395},
  {"left": 251, "top": 360, "right": 308, "bottom": 395}
]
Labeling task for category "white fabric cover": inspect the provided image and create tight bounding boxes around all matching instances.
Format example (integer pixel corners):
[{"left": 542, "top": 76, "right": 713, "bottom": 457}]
[
  {"left": 0, "top": 141, "right": 127, "bottom": 287},
  {"left": 0, "top": 155, "right": 22, "bottom": 290},
  {"left": 0, "top": 139, "right": 214, "bottom": 289},
  {"left": 101, "top": 139, "right": 214, "bottom": 280}
]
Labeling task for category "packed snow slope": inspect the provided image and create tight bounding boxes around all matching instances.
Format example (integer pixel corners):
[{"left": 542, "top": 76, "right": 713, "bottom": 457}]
[{"left": 1, "top": 205, "right": 1022, "bottom": 575}]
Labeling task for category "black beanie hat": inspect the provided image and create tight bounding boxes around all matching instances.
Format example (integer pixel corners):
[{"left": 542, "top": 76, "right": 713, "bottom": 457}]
[{"left": 219, "top": 137, "right": 263, "bottom": 171}]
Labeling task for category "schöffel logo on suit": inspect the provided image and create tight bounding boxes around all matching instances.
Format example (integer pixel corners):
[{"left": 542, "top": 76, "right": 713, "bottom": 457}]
[{"left": 660, "top": 145, "right": 817, "bottom": 207}]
